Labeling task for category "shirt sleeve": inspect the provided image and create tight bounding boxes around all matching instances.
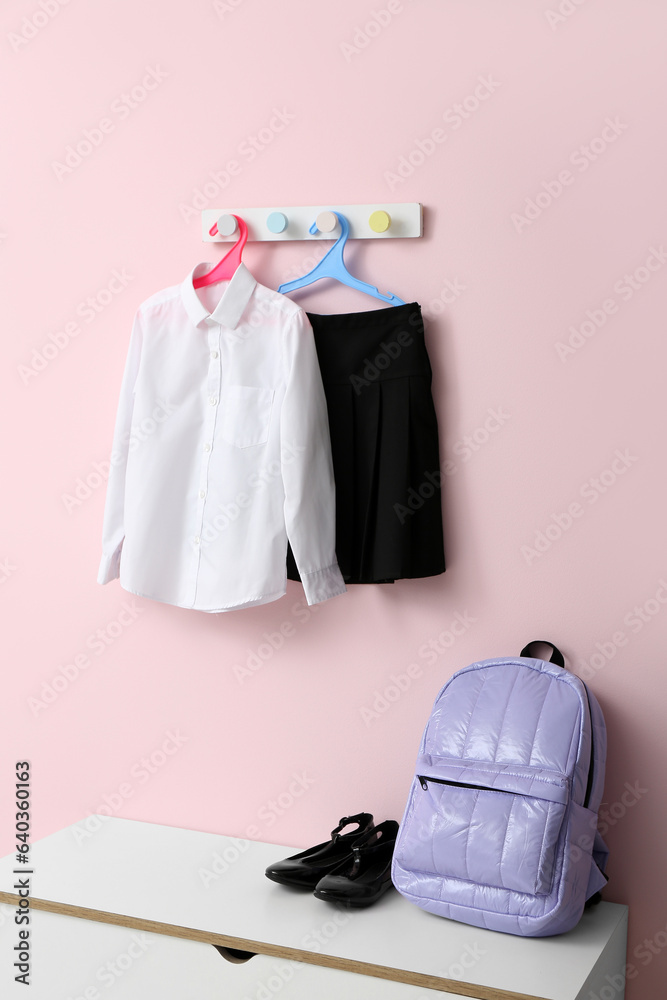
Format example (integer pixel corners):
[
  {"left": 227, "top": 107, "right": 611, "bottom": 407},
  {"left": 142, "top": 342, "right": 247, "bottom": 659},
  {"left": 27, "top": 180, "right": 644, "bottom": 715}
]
[
  {"left": 280, "top": 309, "right": 346, "bottom": 605},
  {"left": 97, "top": 309, "right": 144, "bottom": 585}
]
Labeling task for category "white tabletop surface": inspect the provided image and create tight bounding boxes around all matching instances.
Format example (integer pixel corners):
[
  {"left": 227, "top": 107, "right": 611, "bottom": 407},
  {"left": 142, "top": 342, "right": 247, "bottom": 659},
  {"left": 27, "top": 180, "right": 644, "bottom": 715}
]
[{"left": 0, "top": 816, "right": 627, "bottom": 1000}]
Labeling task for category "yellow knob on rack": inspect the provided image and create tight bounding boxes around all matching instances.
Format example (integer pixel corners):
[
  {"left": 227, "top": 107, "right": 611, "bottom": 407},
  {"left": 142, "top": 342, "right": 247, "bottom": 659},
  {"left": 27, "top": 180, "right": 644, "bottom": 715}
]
[{"left": 369, "top": 210, "right": 391, "bottom": 233}]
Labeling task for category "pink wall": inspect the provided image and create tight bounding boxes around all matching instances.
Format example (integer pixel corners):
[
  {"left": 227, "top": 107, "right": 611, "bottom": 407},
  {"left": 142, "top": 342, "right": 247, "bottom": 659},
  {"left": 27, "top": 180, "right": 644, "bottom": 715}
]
[{"left": 1, "top": 1, "right": 665, "bottom": 995}]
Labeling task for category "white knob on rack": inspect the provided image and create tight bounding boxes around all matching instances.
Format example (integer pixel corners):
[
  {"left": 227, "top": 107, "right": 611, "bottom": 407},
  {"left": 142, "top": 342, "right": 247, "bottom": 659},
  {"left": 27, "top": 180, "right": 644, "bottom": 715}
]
[{"left": 216, "top": 214, "right": 238, "bottom": 237}]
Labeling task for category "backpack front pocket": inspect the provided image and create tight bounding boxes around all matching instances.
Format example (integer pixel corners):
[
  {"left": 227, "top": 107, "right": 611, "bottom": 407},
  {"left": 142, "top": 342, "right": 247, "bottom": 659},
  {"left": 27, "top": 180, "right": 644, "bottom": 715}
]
[{"left": 397, "top": 757, "right": 569, "bottom": 897}]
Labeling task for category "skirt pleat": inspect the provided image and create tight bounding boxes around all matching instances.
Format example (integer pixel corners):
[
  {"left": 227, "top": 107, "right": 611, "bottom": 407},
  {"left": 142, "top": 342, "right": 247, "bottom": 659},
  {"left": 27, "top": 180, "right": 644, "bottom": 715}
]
[{"left": 356, "top": 380, "right": 383, "bottom": 580}]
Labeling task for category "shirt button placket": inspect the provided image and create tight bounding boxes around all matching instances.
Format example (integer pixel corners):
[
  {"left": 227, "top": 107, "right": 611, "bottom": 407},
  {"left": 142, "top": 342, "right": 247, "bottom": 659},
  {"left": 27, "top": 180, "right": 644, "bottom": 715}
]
[{"left": 191, "top": 324, "right": 222, "bottom": 606}]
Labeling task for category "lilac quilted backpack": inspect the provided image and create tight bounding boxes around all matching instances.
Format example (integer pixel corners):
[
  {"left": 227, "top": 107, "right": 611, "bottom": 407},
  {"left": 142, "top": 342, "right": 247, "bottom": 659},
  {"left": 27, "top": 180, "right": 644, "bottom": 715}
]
[{"left": 392, "top": 641, "right": 609, "bottom": 936}]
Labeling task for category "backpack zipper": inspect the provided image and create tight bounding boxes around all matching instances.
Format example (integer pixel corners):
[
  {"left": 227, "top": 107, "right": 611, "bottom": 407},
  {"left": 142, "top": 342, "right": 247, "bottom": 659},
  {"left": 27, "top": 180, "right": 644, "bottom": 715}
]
[{"left": 418, "top": 775, "right": 501, "bottom": 793}]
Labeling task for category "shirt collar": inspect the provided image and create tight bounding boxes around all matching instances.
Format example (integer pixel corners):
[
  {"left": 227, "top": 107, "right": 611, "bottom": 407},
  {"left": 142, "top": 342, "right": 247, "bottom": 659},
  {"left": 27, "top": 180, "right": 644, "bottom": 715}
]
[{"left": 180, "top": 261, "right": 257, "bottom": 330}]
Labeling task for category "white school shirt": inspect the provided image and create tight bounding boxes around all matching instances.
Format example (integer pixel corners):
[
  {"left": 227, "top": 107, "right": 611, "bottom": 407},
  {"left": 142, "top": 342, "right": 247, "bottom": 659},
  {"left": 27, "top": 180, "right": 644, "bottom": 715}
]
[{"left": 97, "top": 261, "right": 346, "bottom": 611}]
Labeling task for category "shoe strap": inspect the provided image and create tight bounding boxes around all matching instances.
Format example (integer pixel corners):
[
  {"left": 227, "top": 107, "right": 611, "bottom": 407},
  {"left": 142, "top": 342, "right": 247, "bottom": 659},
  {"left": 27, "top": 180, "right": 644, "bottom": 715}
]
[
  {"left": 351, "top": 820, "right": 399, "bottom": 855},
  {"left": 330, "top": 812, "right": 372, "bottom": 841},
  {"left": 350, "top": 825, "right": 389, "bottom": 873}
]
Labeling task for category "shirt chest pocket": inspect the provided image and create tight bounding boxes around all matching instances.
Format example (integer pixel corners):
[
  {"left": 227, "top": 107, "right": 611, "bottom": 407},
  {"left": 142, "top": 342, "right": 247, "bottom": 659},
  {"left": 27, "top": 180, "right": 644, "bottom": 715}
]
[{"left": 220, "top": 385, "right": 275, "bottom": 448}]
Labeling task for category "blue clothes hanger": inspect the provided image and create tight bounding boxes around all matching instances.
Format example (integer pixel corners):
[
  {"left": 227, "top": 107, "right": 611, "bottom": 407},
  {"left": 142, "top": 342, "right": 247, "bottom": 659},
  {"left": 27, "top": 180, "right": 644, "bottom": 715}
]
[{"left": 277, "top": 212, "right": 405, "bottom": 305}]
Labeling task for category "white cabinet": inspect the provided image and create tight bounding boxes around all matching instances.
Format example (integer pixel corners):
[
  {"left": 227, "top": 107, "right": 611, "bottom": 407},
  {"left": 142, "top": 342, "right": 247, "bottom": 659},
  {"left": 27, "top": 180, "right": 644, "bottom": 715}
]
[
  {"left": 0, "top": 907, "right": 463, "bottom": 999},
  {"left": 0, "top": 817, "right": 628, "bottom": 999}
]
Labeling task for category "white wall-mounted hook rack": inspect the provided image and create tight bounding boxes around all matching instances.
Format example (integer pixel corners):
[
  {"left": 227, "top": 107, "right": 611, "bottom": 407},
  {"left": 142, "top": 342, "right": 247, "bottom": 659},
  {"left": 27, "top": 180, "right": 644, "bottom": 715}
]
[{"left": 201, "top": 203, "right": 422, "bottom": 241}]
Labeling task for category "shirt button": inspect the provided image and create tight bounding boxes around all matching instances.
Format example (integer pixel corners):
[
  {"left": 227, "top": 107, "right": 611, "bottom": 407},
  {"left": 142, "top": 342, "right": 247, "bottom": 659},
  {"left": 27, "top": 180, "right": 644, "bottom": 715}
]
[
  {"left": 211, "top": 350, "right": 219, "bottom": 359},
  {"left": 193, "top": 536, "right": 200, "bottom": 545},
  {"left": 209, "top": 396, "right": 218, "bottom": 406},
  {"left": 199, "top": 490, "right": 206, "bottom": 499},
  {"left": 203, "top": 443, "right": 211, "bottom": 452}
]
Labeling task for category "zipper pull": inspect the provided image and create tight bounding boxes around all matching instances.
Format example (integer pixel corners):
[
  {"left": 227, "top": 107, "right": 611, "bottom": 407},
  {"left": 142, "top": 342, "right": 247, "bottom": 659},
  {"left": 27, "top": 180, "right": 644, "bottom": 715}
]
[{"left": 419, "top": 776, "right": 428, "bottom": 790}]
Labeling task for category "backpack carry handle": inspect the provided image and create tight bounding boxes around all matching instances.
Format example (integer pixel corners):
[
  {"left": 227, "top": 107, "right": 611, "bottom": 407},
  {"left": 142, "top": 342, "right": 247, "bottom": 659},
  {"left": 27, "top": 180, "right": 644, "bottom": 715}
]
[{"left": 520, "top": 640, "right": 565, "bottom": 668}]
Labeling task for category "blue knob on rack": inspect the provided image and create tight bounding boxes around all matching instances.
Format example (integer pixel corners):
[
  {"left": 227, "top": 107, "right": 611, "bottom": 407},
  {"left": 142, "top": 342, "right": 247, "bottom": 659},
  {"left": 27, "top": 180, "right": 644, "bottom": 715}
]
[{"left": 266, "top": 212, "right": 288, "bottom": 234}]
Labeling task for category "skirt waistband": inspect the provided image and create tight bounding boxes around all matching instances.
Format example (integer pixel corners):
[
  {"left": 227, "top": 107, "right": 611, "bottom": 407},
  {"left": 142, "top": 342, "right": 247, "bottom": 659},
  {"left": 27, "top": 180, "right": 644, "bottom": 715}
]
[{"left": 306, "top": 302, "right": 431, "bottom": 384}]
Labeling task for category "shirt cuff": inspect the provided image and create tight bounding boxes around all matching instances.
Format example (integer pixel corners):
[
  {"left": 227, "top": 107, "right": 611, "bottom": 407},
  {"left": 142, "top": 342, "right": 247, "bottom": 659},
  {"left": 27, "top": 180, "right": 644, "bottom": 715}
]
[
  {"left": 97, "top": 546, "right": 122, "bottom": 585},
  {"left": 300, "top": 563, "right": 347, "bottom": 606}
]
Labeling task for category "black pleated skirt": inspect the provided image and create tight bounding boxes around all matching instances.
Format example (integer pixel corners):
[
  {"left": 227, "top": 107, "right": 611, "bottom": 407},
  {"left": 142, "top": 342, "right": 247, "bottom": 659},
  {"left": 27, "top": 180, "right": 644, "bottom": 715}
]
[{"left": 287, "top": 301, "right": 445, "bottom": 585}]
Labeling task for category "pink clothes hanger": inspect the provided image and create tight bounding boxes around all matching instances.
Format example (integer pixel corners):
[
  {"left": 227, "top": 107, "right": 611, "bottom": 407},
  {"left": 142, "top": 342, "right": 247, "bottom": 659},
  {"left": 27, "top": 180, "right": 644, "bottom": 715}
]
[{"left": 193, "top": 214, "right": 248, "bottom": 288}]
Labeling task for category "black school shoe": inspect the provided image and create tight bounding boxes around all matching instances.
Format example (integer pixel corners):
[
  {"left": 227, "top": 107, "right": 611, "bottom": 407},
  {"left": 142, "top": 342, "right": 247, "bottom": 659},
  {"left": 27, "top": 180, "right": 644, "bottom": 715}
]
[
  {"left": 313, "top": 819, "right": 399, "bottom": 907},
  {"left": 264, "top": 813, "right": 374, "bottom": 889}
]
